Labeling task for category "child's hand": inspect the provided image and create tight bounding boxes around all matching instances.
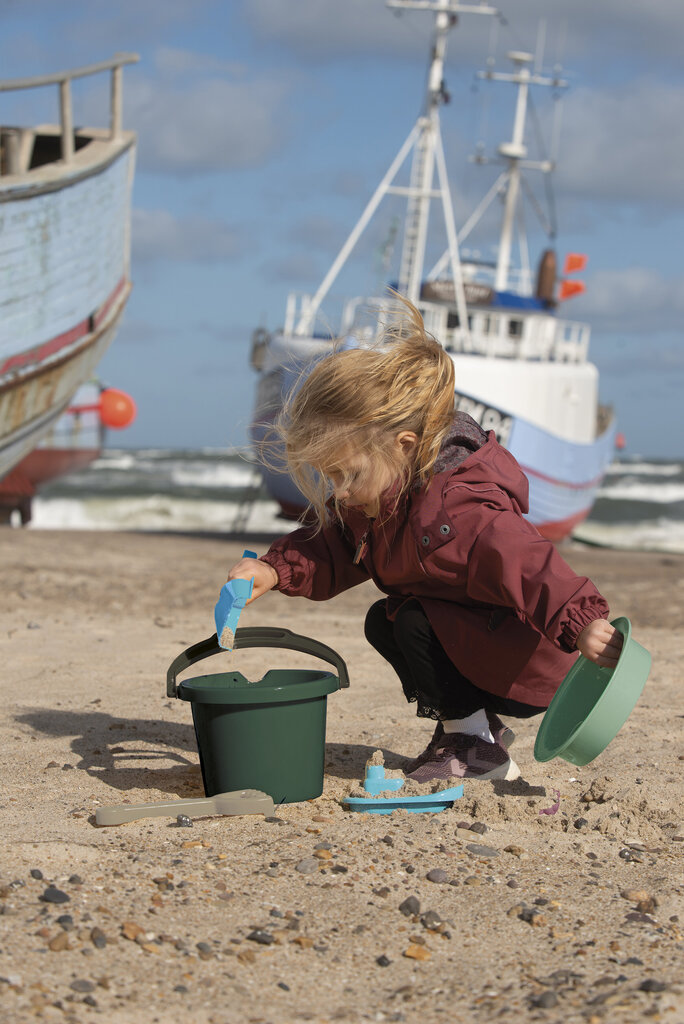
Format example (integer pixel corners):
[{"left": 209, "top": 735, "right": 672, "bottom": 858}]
[
  {"left": 227, "top": 557, "right": 279, "bottom": 603},
  {"left": 576, "top": 619, "right": 623, "bottom": 668}
]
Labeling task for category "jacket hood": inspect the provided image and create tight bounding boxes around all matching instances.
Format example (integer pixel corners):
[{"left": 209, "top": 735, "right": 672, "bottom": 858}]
[{"left": 432, "top": 412, "right": 529, "bottom": 514}]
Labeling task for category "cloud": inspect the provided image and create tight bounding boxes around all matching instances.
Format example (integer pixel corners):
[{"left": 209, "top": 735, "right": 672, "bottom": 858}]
[
  {"left": 243, "top": 0, "right": 684, "bottom": 68},
  {"left": 152, "top": 46, "right": 246, "bottom": 79},
  {"left": 574, "top": 267, "right": 684, "bottom": 334},
  {"left": 127, "top": 67, "right": 294, "bottom": 174},
  {"left": 132, "top": 208, "right": 245, "bottom": 263},
  {"left": 558, "top": 79, "right": 684, "bottom": 206}
]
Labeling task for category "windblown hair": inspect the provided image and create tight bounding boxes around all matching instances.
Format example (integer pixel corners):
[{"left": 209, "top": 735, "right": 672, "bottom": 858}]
[{"left": 271, "top": 296, "right": 455, "bottom": 528}]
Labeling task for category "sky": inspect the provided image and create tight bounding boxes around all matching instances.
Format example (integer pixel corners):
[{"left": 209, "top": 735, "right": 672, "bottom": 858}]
[{"left": 2, "top": 0, "right": 683, "bottom": 457}]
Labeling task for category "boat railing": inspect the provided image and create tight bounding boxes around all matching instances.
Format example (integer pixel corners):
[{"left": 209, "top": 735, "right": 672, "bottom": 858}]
[
  {"left": 0, "top": 53, "right": 139, "bottom": 175},
  {"left": 284, "top": 290, "right": 590, "bottom": 364}
]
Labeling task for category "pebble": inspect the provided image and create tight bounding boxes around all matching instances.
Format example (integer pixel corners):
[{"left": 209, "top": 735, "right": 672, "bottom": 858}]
[
  {"left": 574, "top": 818, "right": 589, "bottom": 830},
  {"left": 295, "top": 858, "right": 319, "bottom": 875},
  {"left": 466, "top": 843, "right": 499, "bottom": 858},
  {"left": 426, "top": 868, "right": 448, "bottom": 884},
  {"left": 469, "top": 822, "right": 488, "bottom": 834},
  {"left": 70, "top": 980, "right": 95, "bottom": 993},
  {"left": 177, "top": 815, "right": 193, "bottom": 828},
  {"left": 264, "top": 816, "right": 284, "bottom": 824},
  {"left": 421, "top": 910, "right": 442, "bottom": 930},
  {"left": 90, "top": 928, "right": 107, "bottom": 949},
  {"left": 56, "top": 915, "right": 74, "bottom": 931},
  {"left": 30, "top": 869, "right": 43, "bottom": 880},
  {"left": 404, "top": 943, "right": 431, "bottom": 961},
  {"left": 618, "top": 848, "right": 641, "bottom": 862},
  {"left": 506, "top": 878, "right": 520, "bottom": 889},
  {"left": 376, "top": 955, "right": 391, "bottom": 967},
  {"left": 69, "top": 874, "right": 83, "bottom": 885},
  {"left": 48, "top": 932, "right": 71, "bottom": 952},
  {"left": 639, "top": 979, "right": 667, "bottom": 993},
  {"left": 247, "top": 930, "right": 275, "bottom": 946},
  {"left": 530, "top": 991, "right": 558, "bottom": 1008},
  {"left": 399, "top": 896, "right": 420, "bottom": 917},
  {"left": 40, "top": 887, "right": 70, "bottom": 905},
  {"left": 504, "top": 845, "right": 525, "bottom": 858}
]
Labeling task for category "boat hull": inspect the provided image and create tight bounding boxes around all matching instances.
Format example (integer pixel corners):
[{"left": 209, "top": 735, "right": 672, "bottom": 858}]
[
  {"left": 250, "top": 354, "right": 615, "bottom": 542},
  {"left": 0, "top": 286, "right": 129, "bottom": 479},
  {"left": 0, "top": 135, "right": 135, "bottom": 481}
]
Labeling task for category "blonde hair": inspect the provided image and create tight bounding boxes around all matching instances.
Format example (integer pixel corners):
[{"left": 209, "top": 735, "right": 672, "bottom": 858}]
[{"left": 273, "top": 297, "right": 455, "bottom": 527}]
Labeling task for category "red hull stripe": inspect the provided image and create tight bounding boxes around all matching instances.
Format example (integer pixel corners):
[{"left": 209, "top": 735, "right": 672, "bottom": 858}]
[
  {"left": 535, "top": 508, "right": 591, "bottom": 542},
  {"left": 519, "top": 462, "right": 605, "bottom": 491},
  {"left": 0, "top": 276, "right": 127, "bottom": 378}
]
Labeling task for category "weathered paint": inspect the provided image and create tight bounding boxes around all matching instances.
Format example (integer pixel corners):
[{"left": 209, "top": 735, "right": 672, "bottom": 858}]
[
  {"left": 0, "top": 134, "right": 135, "bottom": 478},
  {"left": 0, "top": 146, "right": 134, "bottom": 364},
  {"left": 0, "top": 296, "right": 128, "bottom": 479}
]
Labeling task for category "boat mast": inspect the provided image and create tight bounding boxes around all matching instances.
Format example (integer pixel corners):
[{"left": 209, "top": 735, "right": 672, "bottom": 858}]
[
  {"left": 494, "top": 52, "right": 532, "bottom": 291},
  {"left": 481, "top": 51, "right": 567, "bottom": 292},
  {"left": 293, "top": 1, "right": 497, "bottom": 337},
  {"left": 391, "top": 1, "right": 497, "bottom": 304}
]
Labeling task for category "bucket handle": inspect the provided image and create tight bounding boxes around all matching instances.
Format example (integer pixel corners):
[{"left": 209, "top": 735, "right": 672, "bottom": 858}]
[{"left": 166, "top": 626, "right": 350, "bottom": 698}]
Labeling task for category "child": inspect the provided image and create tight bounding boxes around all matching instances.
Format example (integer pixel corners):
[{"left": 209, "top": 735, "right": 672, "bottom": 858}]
[{"left": 228, "top": 300, "right": 622, "bottom": 782}]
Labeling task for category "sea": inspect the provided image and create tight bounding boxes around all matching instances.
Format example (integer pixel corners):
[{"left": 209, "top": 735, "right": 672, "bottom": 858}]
[{"left": 27, "top": 448, "right": 684, "bottom": 553}]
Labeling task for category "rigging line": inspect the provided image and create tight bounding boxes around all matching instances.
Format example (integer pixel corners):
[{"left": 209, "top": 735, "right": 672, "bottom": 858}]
[
  {"left": 526, "top": 90, "right": 558, "bottom": 239},
  {"left": 520, "top": 174, "right": 553, "bottom": 239}
]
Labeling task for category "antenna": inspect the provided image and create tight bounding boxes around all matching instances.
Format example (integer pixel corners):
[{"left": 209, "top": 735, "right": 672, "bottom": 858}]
[{"left": 534, "top": 19, "right": 546, "bottom": 74}]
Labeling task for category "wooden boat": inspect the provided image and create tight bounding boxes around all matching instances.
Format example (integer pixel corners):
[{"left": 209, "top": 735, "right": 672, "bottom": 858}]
[{"left": 0, "top": 54, "right": 138, "bottom": 518}]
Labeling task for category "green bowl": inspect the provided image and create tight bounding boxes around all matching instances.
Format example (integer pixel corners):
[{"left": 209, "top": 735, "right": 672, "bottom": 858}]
[{"left": 534, "top": 617, "right": 651, "bottom": 766}]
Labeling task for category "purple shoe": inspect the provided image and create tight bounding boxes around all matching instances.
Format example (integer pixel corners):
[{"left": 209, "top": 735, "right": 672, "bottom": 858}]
[
  {"left": 487, "top": 712, "right": 516, "bottom": 750},
  {"left": 402, "top": 721, "right": 444, "bottom": 774},
  {"left": 406, "top": 732, "right": 520, "bottom": 783}
]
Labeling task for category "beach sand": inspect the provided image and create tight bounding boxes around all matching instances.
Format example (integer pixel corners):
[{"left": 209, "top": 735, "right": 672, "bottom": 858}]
[{"left": 1, "top": 529, "right": 682, "bottom": 1023}]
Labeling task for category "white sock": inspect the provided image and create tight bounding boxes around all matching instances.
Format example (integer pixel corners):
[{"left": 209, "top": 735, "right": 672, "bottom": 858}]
[{"left": 442, "top": 709, "right": 495, "bottom": 743}]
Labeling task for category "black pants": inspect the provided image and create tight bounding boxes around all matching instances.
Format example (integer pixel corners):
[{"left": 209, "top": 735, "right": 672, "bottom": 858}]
[{"left": 364, "top": 598, "right": 546, "bottom": 721}]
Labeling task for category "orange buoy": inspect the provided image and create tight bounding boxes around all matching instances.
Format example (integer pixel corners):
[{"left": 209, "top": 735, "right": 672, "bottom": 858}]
[
  {"left": 99, "top": 388, "right": 136, "bottom": 429},
  {"left": 615, "top": 432, "right": 626, "bottom": 451}
]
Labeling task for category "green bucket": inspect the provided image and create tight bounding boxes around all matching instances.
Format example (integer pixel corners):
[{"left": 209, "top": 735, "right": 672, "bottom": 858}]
[
  {"left": 166, "top": 627, "right": 349, "bottom": 804},
  {"left": 534, "top": 617, "right": 651, "bottom": 766}
]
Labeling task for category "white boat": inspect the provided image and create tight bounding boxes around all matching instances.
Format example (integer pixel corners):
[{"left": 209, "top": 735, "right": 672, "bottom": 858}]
[
  {"left": 250, "top": 1, "right": 616, "bottom": 541},
  {"left": 0, "top": 55, "right": 137, "bottom": 490}
]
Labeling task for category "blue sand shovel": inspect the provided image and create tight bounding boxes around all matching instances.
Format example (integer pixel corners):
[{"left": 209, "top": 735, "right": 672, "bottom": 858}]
[
  {"left": 214, "top": 549, "right": 257, "bottom": 650},
  {"left": 343, "top": 764, "right": 463, "bottom": 815}
]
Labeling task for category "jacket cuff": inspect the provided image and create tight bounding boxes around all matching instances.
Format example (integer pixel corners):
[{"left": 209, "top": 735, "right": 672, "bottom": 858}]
[
  {"left": 258, "top": 552, "right": 291, "bottom": 591},
  {"left": 559, "top": 602, "right": 610, "bottom": 652}
]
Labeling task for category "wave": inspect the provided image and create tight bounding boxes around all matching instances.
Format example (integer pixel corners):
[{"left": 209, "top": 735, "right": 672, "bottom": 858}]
[
  {"left": 573, "top": 517, "right": 684, "bottom": 554},
  {"left": 605, "top": 461, "right": 682, "bottom": 477},
  {"left": 29, "top": 495, "right": 295, "bottom": 535},
  {"left": 597, "top": 482, "right": 684, "bottom": 504},
  {"left": 170, "top": 464, "right": 260, "bottom": 489}
]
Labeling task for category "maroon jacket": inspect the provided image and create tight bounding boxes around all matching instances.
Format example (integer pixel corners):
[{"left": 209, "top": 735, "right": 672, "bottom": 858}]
[{"left": 260, "top": 414, "right": 609, "bottom": 706}]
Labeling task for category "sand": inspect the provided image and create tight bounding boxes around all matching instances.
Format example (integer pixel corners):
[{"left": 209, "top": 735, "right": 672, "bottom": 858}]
[{"left": 0, "top": 529, "right": 682, "bottom": 1023}]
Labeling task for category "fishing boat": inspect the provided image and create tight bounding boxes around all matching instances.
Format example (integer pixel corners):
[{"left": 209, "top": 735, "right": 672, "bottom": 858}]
[
  {"left": 249, "top": 1, "right": 616, "bottom": 540},
  {"left": 0, "top": 54, "right": 138, "bottom": 519}
]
